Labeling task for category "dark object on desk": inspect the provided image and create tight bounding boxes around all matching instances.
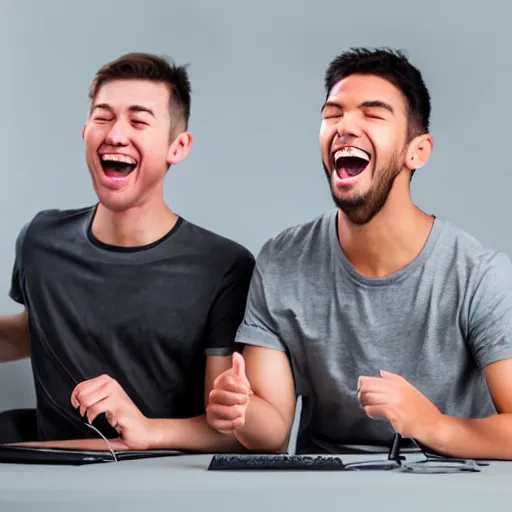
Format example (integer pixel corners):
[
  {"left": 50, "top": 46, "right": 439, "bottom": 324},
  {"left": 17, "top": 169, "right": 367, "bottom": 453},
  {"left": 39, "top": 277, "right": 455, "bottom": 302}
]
[
  {"left": 0, "top": 409, "right": 38, "bottom": 444},
  {"left": 208, "top": 434, "right": 487, "bottom": 473},
  {"left": 0, "top": 409, "right": 192, "bottom": 465},
  {"left": 343, "top": 433, "right": 484, "bottom": 474},
  {"left": 0, "top": 444, "right": 189, "bottom": 466},
  {"left": 208, "top": 453, "right": 345, "bottom": 471}
]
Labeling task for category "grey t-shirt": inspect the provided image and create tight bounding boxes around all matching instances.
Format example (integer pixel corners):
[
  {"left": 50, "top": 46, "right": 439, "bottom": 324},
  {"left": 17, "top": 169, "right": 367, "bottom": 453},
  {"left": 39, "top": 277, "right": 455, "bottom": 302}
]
[{"left": 235, "top": 210, "right": 512, "bottom": 454}]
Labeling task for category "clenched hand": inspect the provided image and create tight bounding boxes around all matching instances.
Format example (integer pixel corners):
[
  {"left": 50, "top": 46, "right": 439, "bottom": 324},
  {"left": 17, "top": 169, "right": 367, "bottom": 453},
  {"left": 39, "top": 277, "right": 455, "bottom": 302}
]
[
  {"left": 358, "top": 370, "right": 443, "bottom": 443},
  {"left": 207, "top": 352, "right": 253, "bottom": 434},
  {"left": 71, "top": 374, "right": 153, "bottom": 450}
]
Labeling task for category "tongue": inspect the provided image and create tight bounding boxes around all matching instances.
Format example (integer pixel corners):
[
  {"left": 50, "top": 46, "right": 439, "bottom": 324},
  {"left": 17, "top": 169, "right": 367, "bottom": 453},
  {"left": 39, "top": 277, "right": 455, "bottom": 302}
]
[
  {"left": 335, "top": 156, "right": 368, "bottom": 180},
  {"left": 337, "top": 166, "right": 363, "bottom": 180},
  {"left": 103, "top": 164, "right": 134, "bottom": 178},
  {"left": 105, "top": 170, "right": 128, "bottom": 178}
]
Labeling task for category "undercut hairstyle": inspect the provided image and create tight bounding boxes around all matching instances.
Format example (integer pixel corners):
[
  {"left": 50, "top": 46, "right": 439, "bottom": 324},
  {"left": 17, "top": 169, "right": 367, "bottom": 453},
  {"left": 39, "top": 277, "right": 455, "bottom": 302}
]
[
  {"left": 324, "top": 47, "right": 431, "bottom": 141},
  {"left": 89, "top": 52, "right": 191, "bottom": 138}
]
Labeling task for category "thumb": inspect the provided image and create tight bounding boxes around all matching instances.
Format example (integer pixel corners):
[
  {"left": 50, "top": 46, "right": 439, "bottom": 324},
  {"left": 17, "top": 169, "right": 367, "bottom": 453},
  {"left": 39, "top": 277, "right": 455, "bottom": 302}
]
[{"left": 232, "top": 352, "right": 247, "bottom": 378}]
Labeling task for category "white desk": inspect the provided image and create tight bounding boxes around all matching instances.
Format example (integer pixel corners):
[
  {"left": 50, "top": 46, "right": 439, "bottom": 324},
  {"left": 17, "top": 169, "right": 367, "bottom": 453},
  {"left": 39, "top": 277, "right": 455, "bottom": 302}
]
[{"left": 0, "top": 453, "right": 511, "bottom": 512}]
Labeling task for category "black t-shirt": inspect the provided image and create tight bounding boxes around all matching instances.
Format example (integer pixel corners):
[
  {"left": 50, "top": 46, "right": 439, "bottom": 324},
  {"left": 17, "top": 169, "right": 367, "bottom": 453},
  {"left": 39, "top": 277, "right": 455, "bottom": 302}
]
[{"left": 9, "top": 205, "right": 255, "bottom": 441}]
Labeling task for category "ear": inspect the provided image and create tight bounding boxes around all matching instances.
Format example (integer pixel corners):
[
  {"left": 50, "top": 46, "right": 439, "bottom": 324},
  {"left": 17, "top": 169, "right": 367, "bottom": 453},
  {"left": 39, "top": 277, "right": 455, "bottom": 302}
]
[
  {"left": 404, "top": 133, "right": 433, "bottom": 171},
  {"left": 166, "top": 131, "right": 193, "bottom": 166},
  {"left": 82, "top": 124, "right": 86, "bottom": 140}
]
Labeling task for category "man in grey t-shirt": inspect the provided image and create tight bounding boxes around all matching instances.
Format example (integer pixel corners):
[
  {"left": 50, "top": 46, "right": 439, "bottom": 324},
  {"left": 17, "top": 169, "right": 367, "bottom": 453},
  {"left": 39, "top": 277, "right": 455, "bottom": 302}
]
[{"left": 206, "top": 48, "right": 512, "bottom": 459}]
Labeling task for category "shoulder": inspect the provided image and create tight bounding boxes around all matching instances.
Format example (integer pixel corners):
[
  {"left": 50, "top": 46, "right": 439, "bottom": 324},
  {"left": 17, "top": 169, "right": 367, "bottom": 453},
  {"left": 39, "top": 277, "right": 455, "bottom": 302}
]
[
  {"left": 18, "top": 206, "right": 95, "bottom": 247},
  {"left": 179, "top": 218, "right": 255, "bottom": 271},
  {"left": 436, "top": 219, "right": 512, "bottom": 284},
  {"left": 256, "top": 210, "right": 335, "bottom": 267}
]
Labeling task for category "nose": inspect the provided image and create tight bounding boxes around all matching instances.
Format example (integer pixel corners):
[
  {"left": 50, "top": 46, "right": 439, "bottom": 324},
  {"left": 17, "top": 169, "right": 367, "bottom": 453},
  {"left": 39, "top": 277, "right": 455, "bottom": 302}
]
[
  {"left": 334, "top": 112, "right": 363, "bottom": 139},
  {"left": 104, "top": 119, "right": 129, "bottom": 146}
]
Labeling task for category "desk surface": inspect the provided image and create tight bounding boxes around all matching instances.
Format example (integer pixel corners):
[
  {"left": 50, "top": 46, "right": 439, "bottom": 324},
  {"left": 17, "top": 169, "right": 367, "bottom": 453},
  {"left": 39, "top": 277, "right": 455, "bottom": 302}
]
[{"left": 0, "top": 453, "right": 511, "bottom": 512}]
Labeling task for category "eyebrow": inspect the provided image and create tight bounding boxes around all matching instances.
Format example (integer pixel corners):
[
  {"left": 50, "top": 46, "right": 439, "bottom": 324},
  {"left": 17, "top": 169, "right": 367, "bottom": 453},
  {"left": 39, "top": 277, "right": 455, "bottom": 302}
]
[
  {"left": 92, "top": 103, "right": 156, "bottom": 118},
  {"left": 359, "top": 100, "right": 394, "bottom": 113},
  {"left": 321, "top": 100, "right": 394, "bottom": 114}
]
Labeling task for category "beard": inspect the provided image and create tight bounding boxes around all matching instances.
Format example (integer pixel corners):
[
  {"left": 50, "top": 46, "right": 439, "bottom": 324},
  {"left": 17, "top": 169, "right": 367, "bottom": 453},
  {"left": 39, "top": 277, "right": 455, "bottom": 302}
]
[{"left": 323, "top": 151, "right": 403, "bottom": 225}]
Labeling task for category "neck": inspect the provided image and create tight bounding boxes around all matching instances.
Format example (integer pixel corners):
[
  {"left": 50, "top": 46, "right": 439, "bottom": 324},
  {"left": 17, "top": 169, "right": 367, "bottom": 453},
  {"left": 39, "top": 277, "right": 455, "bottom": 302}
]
[
  {"left": 337, "top": 174, "right": 434, "bottom": 278},
  {"left": 91, "top": 199, "right": 178, "bottom": 248}
]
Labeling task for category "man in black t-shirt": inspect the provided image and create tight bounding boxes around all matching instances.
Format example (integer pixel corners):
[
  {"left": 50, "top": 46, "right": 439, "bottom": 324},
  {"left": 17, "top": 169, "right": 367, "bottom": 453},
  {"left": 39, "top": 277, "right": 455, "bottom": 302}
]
[{"left": 0, "top": 53, "right": 255, "bottom": 452}]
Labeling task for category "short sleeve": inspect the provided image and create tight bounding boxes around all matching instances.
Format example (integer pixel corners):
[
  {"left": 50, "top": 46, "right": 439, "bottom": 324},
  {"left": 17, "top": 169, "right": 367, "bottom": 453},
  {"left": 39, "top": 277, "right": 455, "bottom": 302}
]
[
  {"left": 203, "top": 249, "right": 256, "bottom": 356},
  {"left": 234, "top": 241, "right": 286, "bottom": 352},
  {"left": 467, "top": 251, "right": 512, "bottom": 369},
  {"left": 9, "top": 222, "right": 30, "bottom": 305}
]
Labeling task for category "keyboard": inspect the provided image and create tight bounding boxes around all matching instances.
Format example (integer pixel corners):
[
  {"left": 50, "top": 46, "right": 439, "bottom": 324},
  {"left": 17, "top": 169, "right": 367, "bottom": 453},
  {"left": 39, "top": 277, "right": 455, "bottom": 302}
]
[{"left": 208, "top": 454, "right": 345, "bottom": 471}]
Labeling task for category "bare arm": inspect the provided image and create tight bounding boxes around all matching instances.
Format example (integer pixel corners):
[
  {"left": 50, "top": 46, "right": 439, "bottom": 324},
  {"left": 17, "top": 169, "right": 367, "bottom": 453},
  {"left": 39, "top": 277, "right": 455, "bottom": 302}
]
[
  {"left": 424, "top": 359, "right": 512, "bottom": 459},
  {"left": 144, "top": 355, "right": 244, "bottom": 452},
  {"left": 17, "top": 354, "right": 244, "bottom": 453},
  {"left": 0, "top": 310, "right": 30, "bottom": 363},
  {"left": 422, "top": 253, "right": 512, "bottom": 460},
  {"left": 233, "top": 346, "right": 296, "bottom": 453}
]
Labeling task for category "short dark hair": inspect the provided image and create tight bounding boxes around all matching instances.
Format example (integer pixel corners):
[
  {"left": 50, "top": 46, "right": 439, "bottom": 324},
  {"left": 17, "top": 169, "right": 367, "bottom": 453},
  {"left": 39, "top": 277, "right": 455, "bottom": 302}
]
[
  {"left": 89, "top": 52, "right": 191, "bottom": 137},
  {"left": 324, "top": 47, "right": 431, "bottom": 140}
]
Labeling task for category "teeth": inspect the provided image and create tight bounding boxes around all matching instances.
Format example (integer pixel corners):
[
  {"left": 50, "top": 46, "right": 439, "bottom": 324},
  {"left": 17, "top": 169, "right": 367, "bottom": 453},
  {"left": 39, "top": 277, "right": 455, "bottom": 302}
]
[
  {"left": 333, "top": 147, "right": 370, "bottom": 162},
  {"left": 100, "top": 154, "right": 136, "bottom": 165}
]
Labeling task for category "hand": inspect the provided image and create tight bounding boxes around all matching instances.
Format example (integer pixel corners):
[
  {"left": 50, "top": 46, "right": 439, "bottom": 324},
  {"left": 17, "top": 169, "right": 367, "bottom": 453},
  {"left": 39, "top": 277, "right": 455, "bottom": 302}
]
[
  {"left": 207, "top": 352, "right": 253, "bottom": 434},
  {"left": 71, "top": 374, "right": 153, "bottom": 450},
  {"left": 358, "top": 370, "right": 443, "bottom": 442}
]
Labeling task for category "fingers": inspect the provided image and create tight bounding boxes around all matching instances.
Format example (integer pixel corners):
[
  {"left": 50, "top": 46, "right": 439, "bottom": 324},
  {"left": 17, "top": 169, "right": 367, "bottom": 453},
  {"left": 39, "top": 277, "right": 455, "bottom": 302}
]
[
  {"left": 208, "top": 403, "right": 246, "bottom": 421},
  {"left": 358, "top": 391, "right": 389, "bottom": 407},
  {"left": 232, "top": 352, "right": 246, "bottom": 378},
  {"left": 358, "top": 376, "right": 395, "bottom": 394},
  {"left": 211, "top": 419, "right": 243, "bottom": 434},
  {"left": 105, "top": 411, "right": 121, "bottom": 433},
  {"left": 207, "top": 404, "right": 246, "bottom": 433},
  {"left": 83, "top": 398, "right": 123, "bottom": 431},
  {"left": 71, "top": 375, "right": 124, "bottom": 427},
  {"left": 74, "top": 386, "right": 109, "bottom": 418},
  {"left": 74, "top": 384, "right": 109, "bottom": 413},
  {"left": 211, "top": 354, "right": 252, "bottom": 399},
  {"left": 213, "top": 373, "right": 251, "bottom": 395},
  {"left": 209, "top": 388, "right": 250, "bottom": 406},
  {"left": 207, "top": 375, "right": 249, "bottom": 433},
  {"left": 363, "top": 405, "right": 401, "bottom": 434},
  {"left": 207, "top": 355, "right": 253, "bottom": 435},
  {"left": 71, "top": 374, "right": 114, "bottom": 408},
  {"left": 83, "top": 397, "right": 111, "bottom": 425},
  {"left": 362, "top": 404, "right": 388, "bottom": 420}
]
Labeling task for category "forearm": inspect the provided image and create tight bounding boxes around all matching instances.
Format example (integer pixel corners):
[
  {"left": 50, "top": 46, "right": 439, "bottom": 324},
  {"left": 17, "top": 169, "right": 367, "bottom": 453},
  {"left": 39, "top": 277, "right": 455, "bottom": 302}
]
[
  {"left": 233, "top": 394, "right": 291, "bottom": 453},
  {"left": 0, "top": 338, "right": 29, "bottom": 362},
  {"left": 147, "top": 414, "right": 244, "bottom": 452},
  {"left": 0, "top": 312, "right": 30, "bottom": 362},
  {"left": 9, "top": 416, "right": 242, "bottom": 453},
  {"left": 423, "top": 413, "right": 512, "bottom": 460}
]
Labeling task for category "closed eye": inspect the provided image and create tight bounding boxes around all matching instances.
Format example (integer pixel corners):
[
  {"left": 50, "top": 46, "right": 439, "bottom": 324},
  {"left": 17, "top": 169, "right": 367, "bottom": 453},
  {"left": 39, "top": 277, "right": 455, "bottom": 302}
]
[
  {"left": 321, "top": 105, "right": 343, "bottom": 120},
  {"left": 365, "top": 113, "right": 385, "bottom": 120},
  {"left": 322, "top": 113, "right": 342, "bottom": 121},
  {"left": 362, "top": 107, "right": 390, "bottom": 121}
]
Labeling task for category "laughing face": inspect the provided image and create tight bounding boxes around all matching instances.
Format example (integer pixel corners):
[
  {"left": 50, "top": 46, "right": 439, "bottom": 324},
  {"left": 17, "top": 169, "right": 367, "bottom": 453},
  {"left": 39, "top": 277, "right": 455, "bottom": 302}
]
[
  {"left": 83, "top": 79, "right": 190, "bottom": 212},
  {"left": 320, "top": 73, "right": 411, "bottom": 225}
]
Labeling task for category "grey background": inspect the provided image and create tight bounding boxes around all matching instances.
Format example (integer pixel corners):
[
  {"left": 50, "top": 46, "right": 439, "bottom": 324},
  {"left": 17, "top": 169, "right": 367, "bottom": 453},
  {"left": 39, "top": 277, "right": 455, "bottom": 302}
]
[{"left": 0, "top": 0, "right": 510, "bottom": 417}]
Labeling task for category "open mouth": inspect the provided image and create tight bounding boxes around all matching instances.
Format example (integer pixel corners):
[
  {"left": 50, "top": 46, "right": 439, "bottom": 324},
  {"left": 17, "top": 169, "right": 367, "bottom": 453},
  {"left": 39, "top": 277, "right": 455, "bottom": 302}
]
[
  {"left": 99, "top": 153, "right": 137, "bottom": 179},
  {"left": 333, "top": 146, "right": 371, "bottom": 180}
]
